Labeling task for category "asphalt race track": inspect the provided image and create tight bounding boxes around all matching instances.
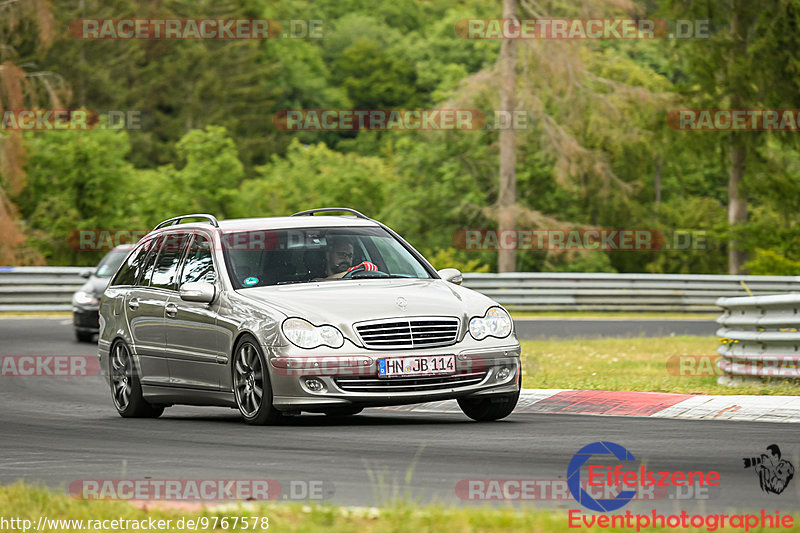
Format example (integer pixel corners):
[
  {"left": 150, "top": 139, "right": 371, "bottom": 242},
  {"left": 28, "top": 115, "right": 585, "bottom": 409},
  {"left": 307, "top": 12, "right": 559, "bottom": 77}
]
[{"left": 1, "top": 317, "right": 797, "bottom": 514}]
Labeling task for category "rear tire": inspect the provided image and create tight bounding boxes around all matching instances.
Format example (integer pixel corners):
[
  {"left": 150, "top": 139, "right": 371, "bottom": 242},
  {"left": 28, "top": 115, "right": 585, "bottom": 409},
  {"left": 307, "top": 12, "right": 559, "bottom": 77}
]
[
  {"left": 458, "top": 390, "right": 519, "bottom": 421},
  {"left": 233, "top": 335, "right": 283, "bottom": 425},
  {"left": 109, "top": 340, "right": 164, "bottom": 418}
]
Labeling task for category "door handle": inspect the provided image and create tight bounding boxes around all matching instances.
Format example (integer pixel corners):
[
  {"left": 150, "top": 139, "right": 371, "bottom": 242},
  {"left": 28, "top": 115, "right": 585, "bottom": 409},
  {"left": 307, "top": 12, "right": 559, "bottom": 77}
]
[
  {"left": 128, "top": 298, "right": 139, "bottom": 311},
  {"left": 165, "top": 303, "right": 178, "bottom": 317}
]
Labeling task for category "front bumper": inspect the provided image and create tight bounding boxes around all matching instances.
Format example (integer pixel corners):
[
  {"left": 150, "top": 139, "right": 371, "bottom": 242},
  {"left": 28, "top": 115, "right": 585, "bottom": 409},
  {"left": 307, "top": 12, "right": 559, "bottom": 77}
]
[
  {"left": 267, "top": 344, "right": 521, "bottom": 412},
  {"left": 72, "top": 305, "right": 100, "bottom": 332}
]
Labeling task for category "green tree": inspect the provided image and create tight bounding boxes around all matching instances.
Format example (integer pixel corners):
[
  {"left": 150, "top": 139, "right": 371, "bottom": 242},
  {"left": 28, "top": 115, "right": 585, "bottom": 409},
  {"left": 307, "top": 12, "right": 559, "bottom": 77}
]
[
  {"left": 126, "top": 126, "right": 244, "bottom": 226},
  {"left": 0, "top": 0, "right": 60, "bottom": 264},
  {"left": 16, "top": 128, "right": 136, "bottom": 265},
  {"left": 230, "top": 138, "right": 391, "bottom": 219},
  {"left": 332, "top": 38, "right": 421, "bottom": 109},
  {"left": 663, "top": 0, "right": 800, "bottom": 273}
]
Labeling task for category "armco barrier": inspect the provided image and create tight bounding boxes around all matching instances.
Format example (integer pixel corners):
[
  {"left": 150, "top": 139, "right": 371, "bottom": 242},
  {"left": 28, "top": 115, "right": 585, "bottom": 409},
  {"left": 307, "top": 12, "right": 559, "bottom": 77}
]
[
  {"left": 1, "top": 268, "right": 799, "bottom": 313},
  {"left": 462, "top": 272, "right": 800, "bottom": 312},
  {"left": 716, "top": 294, "right": 800, "bottom": 381},
  {"left": 0, "top": 266, "right": 87, "bottom": 312}
]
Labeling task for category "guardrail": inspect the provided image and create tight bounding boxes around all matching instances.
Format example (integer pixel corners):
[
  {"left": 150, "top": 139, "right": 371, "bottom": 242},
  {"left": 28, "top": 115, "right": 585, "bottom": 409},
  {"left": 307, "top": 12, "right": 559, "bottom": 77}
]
[
  {"left": 2, "top": 267, "right": 800, "bottom": 313},
  {"left": 716, "top": 294, "right": 800, "bottom": 381},
  {"left": 0, "top": 266, "right": 87, "bottom": 312},
  {"left": 463, "top": 272, "right": 800, "bottom": 312}
]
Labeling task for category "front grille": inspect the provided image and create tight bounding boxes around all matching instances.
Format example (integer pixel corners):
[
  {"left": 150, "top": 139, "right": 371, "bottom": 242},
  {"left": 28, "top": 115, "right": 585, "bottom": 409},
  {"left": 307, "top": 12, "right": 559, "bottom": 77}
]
[
  {"left": 334, "top": 370, "right": 487, "bottom": 393},
  {"left": 354, "top": 317, "right": 460, "bottom": 349}
]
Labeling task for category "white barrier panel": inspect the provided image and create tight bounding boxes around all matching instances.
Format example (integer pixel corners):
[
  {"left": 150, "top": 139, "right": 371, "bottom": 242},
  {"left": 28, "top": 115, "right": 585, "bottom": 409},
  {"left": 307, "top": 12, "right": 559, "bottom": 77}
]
[{"left": 716, "top": 294, "right": 800, "bottom": 381}]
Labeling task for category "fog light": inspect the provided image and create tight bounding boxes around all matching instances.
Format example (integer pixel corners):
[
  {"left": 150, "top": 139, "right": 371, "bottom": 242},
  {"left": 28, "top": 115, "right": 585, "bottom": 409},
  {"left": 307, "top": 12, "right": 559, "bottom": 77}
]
[
  {"left": 496, "top": 367, "right": 511, "bottom": 381},
  {"left": 304, "top": 378, "right": 325, "bottom": 392}
]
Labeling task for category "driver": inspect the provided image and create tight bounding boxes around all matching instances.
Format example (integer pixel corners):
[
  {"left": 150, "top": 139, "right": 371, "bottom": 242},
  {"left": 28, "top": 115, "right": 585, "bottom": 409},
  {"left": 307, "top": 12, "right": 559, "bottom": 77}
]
[
  {"left": 320, "top": 236, "right": 378, "bottom": 279},
  {"left": 324, "top": 236, "right": 355, "bottom": 278}
]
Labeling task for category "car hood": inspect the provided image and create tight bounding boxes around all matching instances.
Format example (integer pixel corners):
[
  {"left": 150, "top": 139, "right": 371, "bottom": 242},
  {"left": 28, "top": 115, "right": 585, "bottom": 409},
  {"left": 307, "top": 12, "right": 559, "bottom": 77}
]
[
  {"left": 79, "top": 276, "right": 112, "bottom": 297},
  {"left": 236, "top": 278, "right": 500, "bottom": 328}
]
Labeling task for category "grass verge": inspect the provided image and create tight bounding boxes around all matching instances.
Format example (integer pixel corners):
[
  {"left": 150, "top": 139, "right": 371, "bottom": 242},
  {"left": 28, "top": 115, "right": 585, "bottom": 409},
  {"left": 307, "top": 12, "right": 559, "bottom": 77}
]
[
  {"left": 520, "top": 336, "right": 800, "bottom": 396},
  {"left": 3, "top": 482, "right": 798, "bottom": 533},
  {"left": 0, "top": 482, "right": 579, "bottom": 533}
]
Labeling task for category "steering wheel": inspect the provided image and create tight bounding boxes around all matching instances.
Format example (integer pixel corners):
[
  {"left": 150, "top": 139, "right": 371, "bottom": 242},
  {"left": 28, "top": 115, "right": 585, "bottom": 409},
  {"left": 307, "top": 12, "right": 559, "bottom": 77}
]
[{"left": 342, "top": 261, "right": 386, "bottom": 278}]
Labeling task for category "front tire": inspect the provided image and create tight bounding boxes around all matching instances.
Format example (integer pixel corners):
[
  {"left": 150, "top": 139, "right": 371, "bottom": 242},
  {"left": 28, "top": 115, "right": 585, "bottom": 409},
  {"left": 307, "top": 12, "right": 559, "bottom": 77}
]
[
  {"left": 458, "top": 390, "right": 519, "bottom": 421},
  {"left": 75, "top": 330, "right": 95, "bottom": 343},
  {"left": 233, "top": 335, "right": 283, "bottom": 425},
  {"left": 109, "top": 341, "right": 164, "bottom": 418}
]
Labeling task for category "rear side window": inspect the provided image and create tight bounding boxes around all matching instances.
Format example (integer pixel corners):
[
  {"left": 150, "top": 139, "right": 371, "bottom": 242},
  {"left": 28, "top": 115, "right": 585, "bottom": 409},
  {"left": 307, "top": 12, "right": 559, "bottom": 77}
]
[
  {"left": 139, "top": 235, "right": 163, "bottom": 287},
  {"left": 110, "top": 239, "right": 153, "bottom": 286},
  {"left": 180, "top": 234, "right": 215, "bottom": 285},
  {"left": 151, "top": 232, "right": 191, "bottom": 290}
]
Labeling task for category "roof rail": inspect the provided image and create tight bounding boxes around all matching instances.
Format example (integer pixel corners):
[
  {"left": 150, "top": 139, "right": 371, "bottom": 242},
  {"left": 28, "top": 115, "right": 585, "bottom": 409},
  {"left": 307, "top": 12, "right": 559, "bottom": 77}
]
[
  {"left": 153, "top": 213, "right": 219, "bottom": 230},
  {"left": 290, "top": 207, "right": 369, "bottom": 219}
]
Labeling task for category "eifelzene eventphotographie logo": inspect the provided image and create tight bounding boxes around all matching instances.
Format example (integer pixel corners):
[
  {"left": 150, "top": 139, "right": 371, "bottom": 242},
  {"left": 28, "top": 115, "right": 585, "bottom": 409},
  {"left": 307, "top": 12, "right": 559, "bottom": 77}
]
[{"left": 743, "top": 445, "right": 795, "bottom": 495}]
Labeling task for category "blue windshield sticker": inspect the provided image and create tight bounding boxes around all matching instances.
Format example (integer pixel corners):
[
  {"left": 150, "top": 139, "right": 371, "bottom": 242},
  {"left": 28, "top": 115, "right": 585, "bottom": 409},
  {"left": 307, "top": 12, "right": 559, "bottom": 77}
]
[{"left": 243, "top": 277, "right": 259, "bottom": 286}]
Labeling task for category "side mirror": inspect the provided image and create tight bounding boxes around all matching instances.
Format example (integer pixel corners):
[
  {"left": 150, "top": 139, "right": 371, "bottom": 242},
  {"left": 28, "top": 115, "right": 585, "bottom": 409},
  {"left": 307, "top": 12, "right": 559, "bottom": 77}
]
[
  {"left": 437, "top": 268, "right": 463, "bottom": 285},
  {"left": 79, "top": 269, "right": 93, "bottom": 279},
  {"left": 179, "top": 281, "right": 216, "bottom": 303}
]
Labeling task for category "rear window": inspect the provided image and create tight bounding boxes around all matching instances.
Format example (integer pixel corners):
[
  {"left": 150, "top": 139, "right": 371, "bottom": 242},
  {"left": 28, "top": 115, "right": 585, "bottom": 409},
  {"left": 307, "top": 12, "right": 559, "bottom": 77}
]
[
  {"left": 139, "top": 235, "right": 163, "bottom": 287},
  {"left": 110, "top": 239, "right": 153, "bottom": 286}
]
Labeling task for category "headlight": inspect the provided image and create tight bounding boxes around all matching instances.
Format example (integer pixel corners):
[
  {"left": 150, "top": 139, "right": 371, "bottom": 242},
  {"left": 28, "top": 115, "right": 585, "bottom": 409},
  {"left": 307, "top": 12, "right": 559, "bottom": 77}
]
[
  {"left": 74, "top": 291, "right": 99, "bottom": 306},
  {"left": 469, "top": 307, "right": 512, "bottom": 340},
  {"left": 282, "top": 318, "right": 344, "bottom": 349}
]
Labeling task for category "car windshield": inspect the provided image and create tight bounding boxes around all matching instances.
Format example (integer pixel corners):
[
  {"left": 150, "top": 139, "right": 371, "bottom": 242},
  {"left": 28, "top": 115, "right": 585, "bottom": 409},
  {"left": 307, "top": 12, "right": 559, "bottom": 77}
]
[
  {"left": 95, "top": 248, "right": 130, "bottom": 278},
  {"left": 222, "top": 226, "right": 433, "bottom": 289}
]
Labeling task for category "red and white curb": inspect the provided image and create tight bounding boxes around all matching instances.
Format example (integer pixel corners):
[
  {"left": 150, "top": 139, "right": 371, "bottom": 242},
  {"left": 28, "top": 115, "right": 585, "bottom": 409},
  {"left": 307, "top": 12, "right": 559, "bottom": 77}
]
[{"left": 379, "top": 389, "right": 800, "bottom": 423}]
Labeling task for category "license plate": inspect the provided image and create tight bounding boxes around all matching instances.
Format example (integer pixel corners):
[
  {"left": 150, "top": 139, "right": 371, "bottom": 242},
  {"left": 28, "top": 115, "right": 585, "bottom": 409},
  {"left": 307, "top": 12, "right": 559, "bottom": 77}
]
[{"left": 378, "top": 355, "right": 456, "bottom": 378}]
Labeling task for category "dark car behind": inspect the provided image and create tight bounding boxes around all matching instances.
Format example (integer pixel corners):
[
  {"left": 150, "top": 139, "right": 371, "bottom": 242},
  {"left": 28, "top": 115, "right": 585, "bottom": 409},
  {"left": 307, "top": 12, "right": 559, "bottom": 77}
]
[{"left": 72, "top": 245, "right": 133, "bottom": 342}]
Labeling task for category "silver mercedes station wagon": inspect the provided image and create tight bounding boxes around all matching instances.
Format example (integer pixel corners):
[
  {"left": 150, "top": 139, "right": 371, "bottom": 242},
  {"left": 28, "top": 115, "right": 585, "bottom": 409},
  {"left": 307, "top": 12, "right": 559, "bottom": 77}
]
[{"left": 98, "top": 208, "right": 521, "bottom": 424}]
